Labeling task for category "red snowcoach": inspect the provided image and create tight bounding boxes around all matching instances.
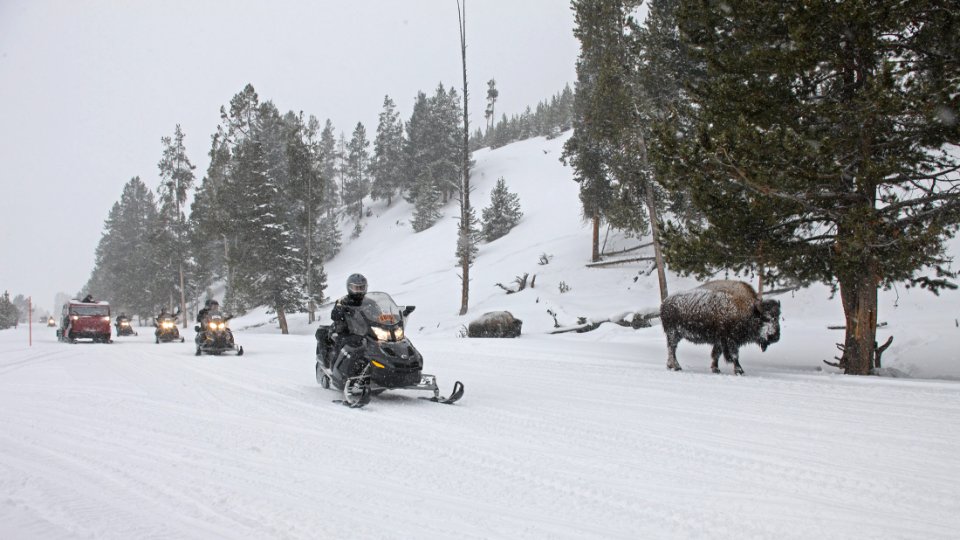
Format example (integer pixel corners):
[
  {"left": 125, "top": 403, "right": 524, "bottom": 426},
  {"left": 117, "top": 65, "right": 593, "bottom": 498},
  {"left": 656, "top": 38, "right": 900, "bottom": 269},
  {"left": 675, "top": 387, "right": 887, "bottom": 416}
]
[{"left": 58, "top": 300, "right": 112, "bottom": 343}]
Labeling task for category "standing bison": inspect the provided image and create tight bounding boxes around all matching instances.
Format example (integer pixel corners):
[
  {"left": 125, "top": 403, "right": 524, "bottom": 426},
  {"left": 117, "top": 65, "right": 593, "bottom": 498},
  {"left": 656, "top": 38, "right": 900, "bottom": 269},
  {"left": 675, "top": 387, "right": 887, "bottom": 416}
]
[{"left": 660, "top": 280, "right": 781, "bottom": 375}]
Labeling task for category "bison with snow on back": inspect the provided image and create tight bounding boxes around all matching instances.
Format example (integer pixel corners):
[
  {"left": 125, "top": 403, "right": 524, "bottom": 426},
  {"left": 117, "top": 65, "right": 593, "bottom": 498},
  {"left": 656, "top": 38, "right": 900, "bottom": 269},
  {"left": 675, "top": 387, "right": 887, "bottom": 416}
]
[
  {"left": 467, "top": 311, "right": 523, "bottom": 338},
  {"left": 660, "top": 280, "right": 781, "bottom": 375}
]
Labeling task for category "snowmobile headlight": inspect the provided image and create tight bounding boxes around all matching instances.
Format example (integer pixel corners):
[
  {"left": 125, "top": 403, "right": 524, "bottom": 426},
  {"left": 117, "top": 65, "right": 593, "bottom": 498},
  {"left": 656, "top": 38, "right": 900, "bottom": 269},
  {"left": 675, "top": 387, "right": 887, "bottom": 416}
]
[
  {"left": 372, "top": 327, "right": 392, "bottom": 342},
  {"left": 393, "top": 327, "right": 404, "bottom": 340},
  {"left": 162, "top": 321, "right": 174, "bottom": 329},
  {"left": 120, "top": 321, "right": 129, "bottom": 326}
]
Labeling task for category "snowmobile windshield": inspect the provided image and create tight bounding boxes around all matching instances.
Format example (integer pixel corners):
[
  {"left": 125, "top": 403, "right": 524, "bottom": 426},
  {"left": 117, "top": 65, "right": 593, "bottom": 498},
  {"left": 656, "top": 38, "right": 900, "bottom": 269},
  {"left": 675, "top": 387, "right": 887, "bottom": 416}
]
[
  {"left": 71, "top": 305, "right": 109, "bottom": 317},
  {"left": 357, "top": 292, "right": 403, "bottom": 327}
]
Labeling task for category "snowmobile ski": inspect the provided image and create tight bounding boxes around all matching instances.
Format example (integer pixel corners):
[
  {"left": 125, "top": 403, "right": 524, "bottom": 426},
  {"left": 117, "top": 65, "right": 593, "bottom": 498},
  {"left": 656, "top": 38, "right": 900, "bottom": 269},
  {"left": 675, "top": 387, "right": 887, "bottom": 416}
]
[{"left": 419, "top": 380, "right": 465, "bottom": 404}]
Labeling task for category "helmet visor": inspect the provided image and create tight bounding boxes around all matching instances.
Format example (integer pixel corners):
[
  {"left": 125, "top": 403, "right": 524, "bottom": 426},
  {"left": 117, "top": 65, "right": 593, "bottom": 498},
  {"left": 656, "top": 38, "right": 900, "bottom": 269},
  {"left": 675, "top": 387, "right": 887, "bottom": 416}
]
[{"left": 348, "top": 282, "right": 367, "bottom": 294}]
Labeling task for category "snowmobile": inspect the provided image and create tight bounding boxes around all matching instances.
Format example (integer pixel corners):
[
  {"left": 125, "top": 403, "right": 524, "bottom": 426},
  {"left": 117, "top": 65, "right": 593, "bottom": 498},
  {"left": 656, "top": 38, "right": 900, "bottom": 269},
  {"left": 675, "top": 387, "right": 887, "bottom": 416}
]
[
  {"left": 115, "top": 316, "right": 137, "bottom": 336},
  {"left": 155, "top": 315, "right": 185, "bottom": 343},
  {"left": 195, "top": 314, "right": 243, "bottom": 356},
  {"left": 314, "top": 292, "right": 464, "bottom": 408}
]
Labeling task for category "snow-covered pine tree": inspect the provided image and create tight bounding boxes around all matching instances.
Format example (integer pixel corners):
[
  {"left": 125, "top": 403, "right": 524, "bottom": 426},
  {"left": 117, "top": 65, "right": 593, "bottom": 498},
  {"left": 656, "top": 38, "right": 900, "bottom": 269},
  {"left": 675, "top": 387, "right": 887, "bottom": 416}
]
[
  {"left": 485, "top": 78, "right": 498, "bottom": 133},
  {"left": 456, "top": 205, "right": 480, "bottom": 266},
  {"left": 0, "top": 291, "right": 18, "bottom": 330},
  {"left": 403, "top": 91, "right": 431, "bottom": 203},
  {"left": 232, "top": 133, "right": 306, "bottom": 334},
  {"left": 411, "top": 174, "right": 442, "bottom": 232},
  {"left": 317, "top": 119, "right": 340, "bottom": 217},
  {"left": 345, "top": 122, "right": 371, "bottom": 222},
  {"left": 157, "top": 124, "right": 197, "bottom": 323},
  {"left": 481, "top": 177, "right": 523, "bottom": 241},
  {"left": 84, "top": 177, "right": 160, "bottom": 318},
  {"left": 371, "top": 96, "right": 405, "bottom": 206},
  {"left": 285, "top": 111, "right": 328, "bottom": 321},
  {"left": 316, "top": 213, "right": 342, "bottom": 261}
]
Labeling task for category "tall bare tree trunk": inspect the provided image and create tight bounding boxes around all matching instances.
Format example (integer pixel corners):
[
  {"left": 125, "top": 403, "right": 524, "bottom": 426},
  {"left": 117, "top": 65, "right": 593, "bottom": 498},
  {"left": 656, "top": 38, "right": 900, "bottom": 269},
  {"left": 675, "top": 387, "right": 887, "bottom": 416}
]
[
  {"left": 634, "top": 128, "right": 668, "bottom": 301},
  {"left": 307, "top": 137, "right": 315, "bottom": 324},
  {"left": 457, "top": 0, "right": 471, "bottom": 316}
]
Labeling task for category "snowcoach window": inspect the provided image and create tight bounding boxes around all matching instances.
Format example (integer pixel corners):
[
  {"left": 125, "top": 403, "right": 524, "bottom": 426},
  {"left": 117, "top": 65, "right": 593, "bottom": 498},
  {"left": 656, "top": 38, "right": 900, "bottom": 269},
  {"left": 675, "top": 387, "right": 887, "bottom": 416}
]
[{"left": 71, "top": 305, "right": 109, "bottom": 316}]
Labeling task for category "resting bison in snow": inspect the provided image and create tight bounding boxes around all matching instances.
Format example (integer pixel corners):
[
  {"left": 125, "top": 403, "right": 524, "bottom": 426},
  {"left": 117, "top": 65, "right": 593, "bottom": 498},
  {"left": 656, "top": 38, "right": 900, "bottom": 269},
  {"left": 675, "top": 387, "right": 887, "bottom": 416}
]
[
  {"left": 468, "top": 311, "right": 523, "bottom": 338},
  {"left": 660, "top": 280, "right": 781, "bottom": 375}
]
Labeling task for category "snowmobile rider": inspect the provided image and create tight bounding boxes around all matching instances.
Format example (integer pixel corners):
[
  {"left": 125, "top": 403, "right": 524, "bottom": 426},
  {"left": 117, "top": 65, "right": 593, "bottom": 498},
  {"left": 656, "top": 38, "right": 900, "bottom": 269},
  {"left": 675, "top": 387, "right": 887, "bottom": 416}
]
[
  {"left": 327, "top": 273, "right": 368, "bottom": 365},
  {"left": 82, "top": 294, "right": 95, "bottom": 303},
  {"left": 197, "top": 299, "right": 220, "bottom": 324}
]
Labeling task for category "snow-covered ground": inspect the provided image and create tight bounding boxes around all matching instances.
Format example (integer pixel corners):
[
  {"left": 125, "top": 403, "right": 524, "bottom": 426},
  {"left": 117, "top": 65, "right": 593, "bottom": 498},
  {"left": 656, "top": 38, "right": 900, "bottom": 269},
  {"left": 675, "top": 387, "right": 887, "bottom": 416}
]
[{"left": 2, "top": 133, "right": 960, "bottom": 538}]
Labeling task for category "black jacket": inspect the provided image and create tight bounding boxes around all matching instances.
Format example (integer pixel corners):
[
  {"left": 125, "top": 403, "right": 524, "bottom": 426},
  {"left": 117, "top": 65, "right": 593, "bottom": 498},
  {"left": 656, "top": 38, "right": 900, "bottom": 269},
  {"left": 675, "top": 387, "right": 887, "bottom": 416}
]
[{"left": 330, "top": 294, "right": 365, "bottom": 336}]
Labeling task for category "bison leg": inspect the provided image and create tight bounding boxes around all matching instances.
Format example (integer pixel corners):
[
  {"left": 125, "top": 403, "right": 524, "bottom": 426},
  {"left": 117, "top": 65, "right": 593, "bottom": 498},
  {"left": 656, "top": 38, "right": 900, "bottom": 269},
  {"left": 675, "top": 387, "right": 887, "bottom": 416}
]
[
  {"left": 722, "top": 341, "right": 744, "bottom": 375},
  {"left": 665, "top": 330, "right": 682, "bottom": 371},
  {"left": 710, "top": 344, "right": 722, "bottom": 373}
]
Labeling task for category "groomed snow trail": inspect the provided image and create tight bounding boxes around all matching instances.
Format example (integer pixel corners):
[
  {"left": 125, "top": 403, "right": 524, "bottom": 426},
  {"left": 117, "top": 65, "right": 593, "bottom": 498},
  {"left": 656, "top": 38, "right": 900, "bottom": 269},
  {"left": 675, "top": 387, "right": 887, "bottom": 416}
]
[{"left": 2, "top": 326, "right": 959, "bottom": 539}]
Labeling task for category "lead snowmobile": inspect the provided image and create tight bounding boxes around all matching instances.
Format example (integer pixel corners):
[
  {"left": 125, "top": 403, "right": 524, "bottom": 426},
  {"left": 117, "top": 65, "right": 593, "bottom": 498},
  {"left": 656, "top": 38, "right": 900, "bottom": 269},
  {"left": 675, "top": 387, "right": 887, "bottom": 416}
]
[
  {"left": 195, "top": 314, "right": 243, "bottom": 356},
  {"left": 315, "top": 292, "right": 464, "bottom": 408}
]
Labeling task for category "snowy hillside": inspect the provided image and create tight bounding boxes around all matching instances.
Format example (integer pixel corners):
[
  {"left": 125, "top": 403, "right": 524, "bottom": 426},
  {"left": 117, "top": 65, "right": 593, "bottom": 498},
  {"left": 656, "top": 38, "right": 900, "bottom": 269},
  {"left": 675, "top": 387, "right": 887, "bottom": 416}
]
[
  {"left": 261, "top": 131, "right": 960, "bottom": 381},
  {"left": 2, "top": 133, "right": 960, "bottom": 539}
]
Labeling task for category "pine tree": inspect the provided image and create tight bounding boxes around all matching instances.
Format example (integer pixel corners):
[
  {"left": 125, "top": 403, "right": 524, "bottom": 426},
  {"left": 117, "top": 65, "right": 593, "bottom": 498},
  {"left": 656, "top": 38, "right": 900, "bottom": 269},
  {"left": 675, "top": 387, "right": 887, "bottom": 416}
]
[
  {"left": 0, "top": 291, "right": 18, "bottom": 330},
  {"left": 660, "top": 0, "right": 960, "bottom": 375},
  {"left": 411, "top": 174, "right": 442, "bottom": 232},
  {"left": 232, "top": 134, "right": 305, "bottom": 334},
  {"left": 286, "top": 112, "right": 327, "bottom": 321},
  {"left": 318, "top": 119, "right": 340, "bottom": 216},
  {"left": 371, "top": 96, "right": 405, "bottom": 206},
  {"left": 345, "top": 122, "right": 371, "bottom": 221},
  {"left": 403, "top": 91, "right": 432, "bottom": 202},
  {"left": 456, "top": 205, "right": 480, "bottom": 266},
  {"left": 481, "top": 177, "right": 523, "bottom": 241},
  {"left": 156, "top": 124, "right": 196, "bottom": 323},
  {"left": 85, "top": 177, "right": 160, "bottom": 318},
  {"left": 485, "top": 78, "right": 498, "bottom": 132}
]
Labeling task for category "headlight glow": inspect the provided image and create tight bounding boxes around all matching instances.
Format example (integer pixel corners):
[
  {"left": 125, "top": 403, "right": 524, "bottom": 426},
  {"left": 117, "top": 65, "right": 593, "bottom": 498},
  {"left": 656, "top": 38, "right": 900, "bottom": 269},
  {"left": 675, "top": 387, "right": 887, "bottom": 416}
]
[
  {"left": 102, "top": 317, "right": 111, "bottom": 322},
  {"left": 162, "top": 322, "right": 174, "bottom": 329},
  {"left": 394, "top": 327, "right": 404, "bottom": 340},
  {"left": 372, "top": 327, "right": 391, "bottom": 341}
]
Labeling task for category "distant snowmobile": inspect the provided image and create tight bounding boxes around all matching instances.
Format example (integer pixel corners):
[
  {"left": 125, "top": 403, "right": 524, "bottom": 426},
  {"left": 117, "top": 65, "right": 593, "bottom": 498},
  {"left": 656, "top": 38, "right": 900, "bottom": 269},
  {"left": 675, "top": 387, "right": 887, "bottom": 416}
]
[
  {"left": 155, "top": 314, "right": 185, "bottom": 343},
  {"left": 115, "top": 316, "right": 137, "bottom": 337},
  {"left": 195, "top": 314, "right": 243, "bottom": 356},
  {"left": 315, "top": 292, "right": 463, "bottom": 408}
]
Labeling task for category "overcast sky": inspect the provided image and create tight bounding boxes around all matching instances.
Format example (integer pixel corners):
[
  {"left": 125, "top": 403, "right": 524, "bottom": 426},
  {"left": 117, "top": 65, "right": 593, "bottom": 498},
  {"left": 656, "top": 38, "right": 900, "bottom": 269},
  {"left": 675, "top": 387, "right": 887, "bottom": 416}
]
[{"left": 0, "top": 0, "right": 580, "bottom": 313}]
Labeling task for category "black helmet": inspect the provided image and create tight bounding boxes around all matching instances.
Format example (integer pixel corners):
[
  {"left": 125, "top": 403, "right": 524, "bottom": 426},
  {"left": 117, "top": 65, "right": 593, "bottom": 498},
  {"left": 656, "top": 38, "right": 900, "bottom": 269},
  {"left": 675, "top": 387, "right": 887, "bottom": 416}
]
[
  {"left": 205, "top": 299, "right": 219, "bottom": 308},
  {"left": 346, "top": 273, "right": 367, "bottom": 298}
]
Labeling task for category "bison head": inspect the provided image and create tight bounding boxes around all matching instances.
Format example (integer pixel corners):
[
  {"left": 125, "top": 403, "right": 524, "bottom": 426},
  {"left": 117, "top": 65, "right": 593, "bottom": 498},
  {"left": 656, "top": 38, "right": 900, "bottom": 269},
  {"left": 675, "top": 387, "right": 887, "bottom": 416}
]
[{"left": 755, "top": 299, "right": 781, "bottom": 351}]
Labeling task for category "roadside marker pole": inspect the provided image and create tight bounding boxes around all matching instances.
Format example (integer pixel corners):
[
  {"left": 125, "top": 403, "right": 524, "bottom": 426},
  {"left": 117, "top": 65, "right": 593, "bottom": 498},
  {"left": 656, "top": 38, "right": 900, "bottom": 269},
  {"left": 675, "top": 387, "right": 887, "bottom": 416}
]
[{"left": 28, "top": 296, "right": 33, "bottom": 347}]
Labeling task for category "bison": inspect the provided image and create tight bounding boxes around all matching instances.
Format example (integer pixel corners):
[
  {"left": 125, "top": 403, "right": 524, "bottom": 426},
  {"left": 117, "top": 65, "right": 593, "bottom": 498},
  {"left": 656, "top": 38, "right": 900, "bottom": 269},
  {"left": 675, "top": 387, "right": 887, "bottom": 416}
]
[
  {"left": 660, "top": 280, "right": 781, "bottom": 375},
  {"left": 467, "top": 311, "right": 523, "bottom": 338}
]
